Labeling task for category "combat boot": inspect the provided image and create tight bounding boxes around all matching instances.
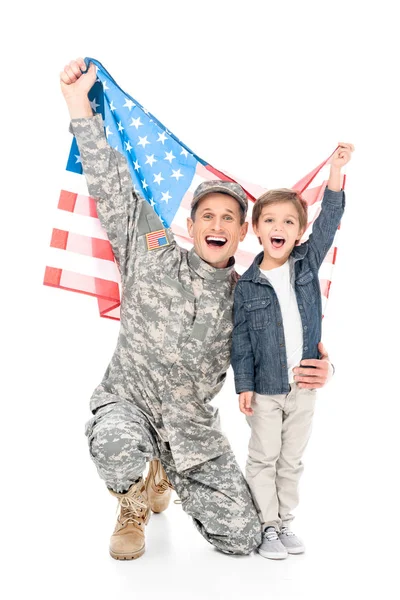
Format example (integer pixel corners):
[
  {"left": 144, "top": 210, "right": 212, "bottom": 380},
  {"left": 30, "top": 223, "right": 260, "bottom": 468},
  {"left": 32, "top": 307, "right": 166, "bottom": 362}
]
[
  {"left": 109, "top": 478, "right": 150, "bottom": 560},
  {"left": 144, "top": 459, "right": 173, "bottom": 513}
]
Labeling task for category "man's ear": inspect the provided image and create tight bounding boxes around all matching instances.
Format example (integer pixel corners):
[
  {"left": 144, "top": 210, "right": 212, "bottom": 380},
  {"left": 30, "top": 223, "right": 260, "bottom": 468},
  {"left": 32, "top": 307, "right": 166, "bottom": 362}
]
[
  {"left": 187, "top": 217, "right": 194, "bottom": 238},
  {"left": 239, "top": 221, "right": 249, "bottom": 242}
]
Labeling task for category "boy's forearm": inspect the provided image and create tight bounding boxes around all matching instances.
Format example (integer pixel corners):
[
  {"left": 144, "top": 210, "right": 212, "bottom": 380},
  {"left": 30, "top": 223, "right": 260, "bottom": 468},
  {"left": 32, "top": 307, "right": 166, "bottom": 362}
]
[
  {"left": 65, "top": 94, "right": 93, "bottom": 120},
  {"left": 327, "top": 166, "right": 342, "bottom": 192}
]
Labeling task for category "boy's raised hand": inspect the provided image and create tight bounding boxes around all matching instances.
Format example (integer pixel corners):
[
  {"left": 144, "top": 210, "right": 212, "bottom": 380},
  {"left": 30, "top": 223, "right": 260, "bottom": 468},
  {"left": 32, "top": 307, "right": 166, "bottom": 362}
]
[
  {"left": 60, "top": 58, "right": 97, "bottom": 100},
  {"left": 239, "top": 391, "right": 254, "bottom": 416},
  {"left": 331, "top": 142, "right": 355, "bottom": 169}
]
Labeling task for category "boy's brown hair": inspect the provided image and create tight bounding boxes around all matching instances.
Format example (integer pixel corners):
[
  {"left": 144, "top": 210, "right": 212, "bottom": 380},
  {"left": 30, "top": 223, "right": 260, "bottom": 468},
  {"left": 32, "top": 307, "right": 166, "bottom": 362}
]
[{"left": 252, "top": 188, "right": 308, "bottom": 237}]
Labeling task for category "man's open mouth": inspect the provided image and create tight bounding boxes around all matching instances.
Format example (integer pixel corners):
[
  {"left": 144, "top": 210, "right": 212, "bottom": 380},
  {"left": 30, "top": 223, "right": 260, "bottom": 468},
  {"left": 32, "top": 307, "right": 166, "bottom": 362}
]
[
  {"left": 271, "top": 236, "right": 285, "bottom": 249},
  {"left": 206, "top": 236, "right": 227, "bottom": 248}
]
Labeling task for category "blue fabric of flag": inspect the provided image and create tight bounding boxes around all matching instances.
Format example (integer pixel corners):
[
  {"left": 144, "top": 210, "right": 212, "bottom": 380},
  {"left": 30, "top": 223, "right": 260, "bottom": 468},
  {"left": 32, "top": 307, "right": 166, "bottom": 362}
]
[{"left": 66, "top": 57, "right": 206, "bottom": 227}]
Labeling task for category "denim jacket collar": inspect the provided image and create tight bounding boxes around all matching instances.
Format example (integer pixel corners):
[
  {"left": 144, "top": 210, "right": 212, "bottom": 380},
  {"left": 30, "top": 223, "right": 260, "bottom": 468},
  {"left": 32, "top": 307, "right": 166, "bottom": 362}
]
[{"left": 240, "top": 244, "right": 309, "bottom": 283}]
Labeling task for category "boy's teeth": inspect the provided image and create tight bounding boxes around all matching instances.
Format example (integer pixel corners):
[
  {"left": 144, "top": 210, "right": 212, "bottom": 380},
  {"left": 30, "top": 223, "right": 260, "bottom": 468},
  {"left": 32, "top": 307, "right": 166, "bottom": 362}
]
[{"left": 207, "top": 236, "right": 226, "bottom": 241}]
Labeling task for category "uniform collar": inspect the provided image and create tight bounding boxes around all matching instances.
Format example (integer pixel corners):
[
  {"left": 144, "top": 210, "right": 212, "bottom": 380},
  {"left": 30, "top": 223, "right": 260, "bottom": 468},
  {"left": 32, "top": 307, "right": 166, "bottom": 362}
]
[{"left": 188, "top": 248, "right": 235, "bottom": 281}]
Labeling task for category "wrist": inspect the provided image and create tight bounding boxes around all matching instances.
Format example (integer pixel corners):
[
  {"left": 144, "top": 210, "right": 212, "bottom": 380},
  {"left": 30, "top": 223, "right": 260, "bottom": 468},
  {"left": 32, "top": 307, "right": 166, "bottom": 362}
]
[{"left": 66, "top": 96, "right": 93, "bottom": 119}]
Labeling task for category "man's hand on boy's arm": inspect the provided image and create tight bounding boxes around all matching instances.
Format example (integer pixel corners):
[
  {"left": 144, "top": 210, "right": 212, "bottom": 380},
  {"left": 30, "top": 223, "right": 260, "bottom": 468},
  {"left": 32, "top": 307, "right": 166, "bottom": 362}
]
[
  {"left": 239, "top": 392, "right": 254, "bottom": 416},
  {"left": 293, "top": 342, "right": 333, "bottom": 389},
  {"left": 327, "top": 142, "right": 355, "bottom": 191},
  {"left": 60, "top": 58, "right": 96, "bottom": 119}
]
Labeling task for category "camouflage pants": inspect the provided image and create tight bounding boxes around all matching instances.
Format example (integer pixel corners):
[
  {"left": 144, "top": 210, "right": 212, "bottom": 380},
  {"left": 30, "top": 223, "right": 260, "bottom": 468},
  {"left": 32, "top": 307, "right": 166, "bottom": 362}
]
[{"left": 85, "top": 398, "right": 262, "bottom": 555}]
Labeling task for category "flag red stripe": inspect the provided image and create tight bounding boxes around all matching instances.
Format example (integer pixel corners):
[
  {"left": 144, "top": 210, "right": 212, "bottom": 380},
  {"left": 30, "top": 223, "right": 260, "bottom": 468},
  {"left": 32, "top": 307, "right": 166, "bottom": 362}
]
[
  {"left": 50, "top": 228, "right": 115, "bottom": 261},
  {"left": 58, "top": 190, "right": 98, "bottom": 217},
  {"left": 43, "top": 266, "right": 62, "bottom": 287},
  {"left": 203, "top": 165, "right": 258, "bottom": 202},
  {"left": 320, "top": 278, "right": 332, "bottom": 298},
  {"left": 50, "top": 228, "right": 69, "bottom": 250}
]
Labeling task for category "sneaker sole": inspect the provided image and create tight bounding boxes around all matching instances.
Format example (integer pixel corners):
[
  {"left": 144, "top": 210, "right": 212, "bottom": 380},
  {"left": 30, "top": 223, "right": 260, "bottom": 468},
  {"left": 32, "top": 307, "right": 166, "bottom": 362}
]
[
  {"left": 258, "top": 548, "right": 288, "bottom": 560},
  {"left": 109, "top": 545, "right": 145, "bottom": 560},
  {"left": 286, "top": 547, "right": 305, "bottom": 555}
]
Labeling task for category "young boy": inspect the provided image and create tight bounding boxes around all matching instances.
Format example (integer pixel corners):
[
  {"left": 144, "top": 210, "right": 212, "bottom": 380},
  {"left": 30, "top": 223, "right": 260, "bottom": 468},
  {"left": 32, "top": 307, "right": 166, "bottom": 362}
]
[{"left": 231, "top": 144, "right": 354, "bottom": 559}]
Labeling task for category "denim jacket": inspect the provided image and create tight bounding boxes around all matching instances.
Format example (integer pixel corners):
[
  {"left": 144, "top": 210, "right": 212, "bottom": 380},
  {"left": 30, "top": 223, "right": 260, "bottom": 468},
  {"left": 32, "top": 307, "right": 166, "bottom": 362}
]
[{"left": 231, "top": 188, "right": 345, "bottom": 395}]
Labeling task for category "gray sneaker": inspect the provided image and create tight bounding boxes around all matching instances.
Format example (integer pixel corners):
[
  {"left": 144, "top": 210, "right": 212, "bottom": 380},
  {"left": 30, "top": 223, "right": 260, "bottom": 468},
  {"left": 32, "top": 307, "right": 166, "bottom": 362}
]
[
  {"left": 279, "top": 526, "right": 305, "bottom": 554},
  {"left": 258, "top": 527, "right": 288, "bottom": 560}
]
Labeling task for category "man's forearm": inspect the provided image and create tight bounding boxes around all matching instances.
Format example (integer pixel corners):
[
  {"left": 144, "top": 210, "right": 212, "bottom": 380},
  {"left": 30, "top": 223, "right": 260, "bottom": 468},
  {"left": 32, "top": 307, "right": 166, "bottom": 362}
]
[{"left": 65, "top": 94, "right": 93, "bottom": 120}]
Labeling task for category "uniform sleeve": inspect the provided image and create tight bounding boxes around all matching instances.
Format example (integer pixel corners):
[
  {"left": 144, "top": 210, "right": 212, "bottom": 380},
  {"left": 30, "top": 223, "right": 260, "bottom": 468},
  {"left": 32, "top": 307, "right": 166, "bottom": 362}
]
[
  {"left": 231, "top": 284, "right": 255, "bottom": 394},
  {"left": 306, "top": 188, "right": 345, "bottom": 270},
  {"left": 70, "top": 114, "right": 172, "bottom": 276}
]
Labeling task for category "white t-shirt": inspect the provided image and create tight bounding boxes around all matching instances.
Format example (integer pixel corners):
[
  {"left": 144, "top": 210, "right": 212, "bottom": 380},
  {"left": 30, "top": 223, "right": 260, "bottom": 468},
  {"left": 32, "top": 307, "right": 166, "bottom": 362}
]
[{"left": 260, "top": 260, "right": 303, "bottom": 383}]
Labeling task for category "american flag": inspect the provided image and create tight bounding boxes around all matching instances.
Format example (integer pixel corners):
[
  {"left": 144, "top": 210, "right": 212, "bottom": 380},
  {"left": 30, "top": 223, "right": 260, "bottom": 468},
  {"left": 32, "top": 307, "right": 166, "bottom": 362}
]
[
  {"left": 146, "top": 229, "right": 170, "bottom": 251},
  {"left": 44, "top": 57, "right": 343, "bottom": 320}
]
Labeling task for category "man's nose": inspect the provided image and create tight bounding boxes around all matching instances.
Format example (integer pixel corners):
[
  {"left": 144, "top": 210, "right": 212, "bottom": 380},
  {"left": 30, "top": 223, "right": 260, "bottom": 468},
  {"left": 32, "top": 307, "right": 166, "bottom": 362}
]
[{"left": 213, "top": 218, "right": 224, "bottom": 231}]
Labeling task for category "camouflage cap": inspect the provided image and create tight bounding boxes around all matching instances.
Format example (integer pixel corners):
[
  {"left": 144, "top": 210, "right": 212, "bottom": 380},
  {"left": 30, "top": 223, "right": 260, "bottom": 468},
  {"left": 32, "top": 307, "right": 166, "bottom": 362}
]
[{"left": 191, "top": 180, "right": 248, "bottom": 216}]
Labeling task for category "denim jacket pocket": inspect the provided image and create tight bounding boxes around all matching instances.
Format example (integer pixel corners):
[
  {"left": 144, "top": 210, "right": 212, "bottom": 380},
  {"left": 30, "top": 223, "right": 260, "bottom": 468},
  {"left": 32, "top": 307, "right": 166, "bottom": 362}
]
[
  {"left": 244, "top": 297, "right": 271, "bottom": 330},
  {"left": 296, "top": 270, "right": 316, "bottom": 304}
]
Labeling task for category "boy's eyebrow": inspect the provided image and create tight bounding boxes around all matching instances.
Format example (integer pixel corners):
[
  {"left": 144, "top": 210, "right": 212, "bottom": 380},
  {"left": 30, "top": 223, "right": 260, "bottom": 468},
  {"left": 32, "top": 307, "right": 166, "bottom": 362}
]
[{"left": 261, "top": 211, "right": 299, "bottom": 220}]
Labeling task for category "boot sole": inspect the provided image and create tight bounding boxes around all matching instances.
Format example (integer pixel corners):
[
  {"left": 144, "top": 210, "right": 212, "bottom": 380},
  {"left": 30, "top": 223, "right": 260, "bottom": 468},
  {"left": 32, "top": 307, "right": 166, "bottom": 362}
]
[
  {"left": 146, "top": 492, "right": 172, "bottom": 513},
  {"left": 109, "top": 546, "right": 145, "bottom": 561}
]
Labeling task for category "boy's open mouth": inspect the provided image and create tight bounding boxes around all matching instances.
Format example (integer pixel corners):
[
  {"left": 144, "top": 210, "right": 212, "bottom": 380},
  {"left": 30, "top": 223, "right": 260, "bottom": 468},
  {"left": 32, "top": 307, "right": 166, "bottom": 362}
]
[
  {"left": 271, "top": 236, "right": 285, "bottom": 249},
  {"left": 205, "top": 236, "right": 227, "bottom": 248}
]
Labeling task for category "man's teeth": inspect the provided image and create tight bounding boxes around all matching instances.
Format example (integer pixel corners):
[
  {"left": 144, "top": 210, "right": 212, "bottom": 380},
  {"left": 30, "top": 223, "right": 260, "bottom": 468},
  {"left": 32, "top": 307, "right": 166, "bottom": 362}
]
[{"left": 206, "top": 235, "right": 227, "bottom": 247}]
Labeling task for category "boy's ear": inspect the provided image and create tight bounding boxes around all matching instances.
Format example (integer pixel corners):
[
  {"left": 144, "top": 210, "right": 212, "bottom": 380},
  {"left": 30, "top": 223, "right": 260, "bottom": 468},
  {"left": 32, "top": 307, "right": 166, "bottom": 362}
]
[{"left": 296, "top": 227, "right": 306, "bottom": 244}]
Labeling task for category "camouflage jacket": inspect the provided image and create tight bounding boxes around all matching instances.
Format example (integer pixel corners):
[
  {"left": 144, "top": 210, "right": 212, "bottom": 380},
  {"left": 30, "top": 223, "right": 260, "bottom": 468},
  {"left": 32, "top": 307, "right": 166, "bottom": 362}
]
[{"left": 71, "top": 114, "right": 238, "bottom": 472}]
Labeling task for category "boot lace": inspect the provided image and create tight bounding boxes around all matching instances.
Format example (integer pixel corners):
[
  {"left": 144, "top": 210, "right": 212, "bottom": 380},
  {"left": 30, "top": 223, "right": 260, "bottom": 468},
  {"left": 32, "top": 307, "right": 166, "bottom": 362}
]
[
  {"left": 118, "top": 490, "right": 148, "bottom": 527},
  {"left": 156, "top": 478, "right": 174, "bottom": 493}
]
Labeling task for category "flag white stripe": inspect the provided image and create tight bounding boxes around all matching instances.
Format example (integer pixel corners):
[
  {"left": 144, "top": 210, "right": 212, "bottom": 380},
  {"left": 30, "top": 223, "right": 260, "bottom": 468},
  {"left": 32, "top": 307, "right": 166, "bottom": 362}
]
[
  {"left": 46, "top": 247, "right": 120, "bottom": 283},
  {"left": 62, "top": 170, "right": 90, "bottom": 195},
  {"left": 52, "top": 209, "right": 109, "bottom": 241}
]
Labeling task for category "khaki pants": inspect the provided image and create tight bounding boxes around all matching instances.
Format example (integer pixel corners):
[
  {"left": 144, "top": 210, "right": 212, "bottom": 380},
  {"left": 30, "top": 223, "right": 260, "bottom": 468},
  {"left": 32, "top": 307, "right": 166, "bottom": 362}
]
[{"left": 246, "top": 383, "right": 316, "bottom": 530}]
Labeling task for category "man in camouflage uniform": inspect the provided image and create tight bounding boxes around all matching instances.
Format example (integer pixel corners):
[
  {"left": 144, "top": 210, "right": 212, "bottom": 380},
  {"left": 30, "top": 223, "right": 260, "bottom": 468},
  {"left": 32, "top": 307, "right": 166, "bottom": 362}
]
[
  {"left": 60, "top": 59, "right": 332, "bottom": 560},
  {"left": 61, "top": 59, "right": 262, "bottom": 560}
]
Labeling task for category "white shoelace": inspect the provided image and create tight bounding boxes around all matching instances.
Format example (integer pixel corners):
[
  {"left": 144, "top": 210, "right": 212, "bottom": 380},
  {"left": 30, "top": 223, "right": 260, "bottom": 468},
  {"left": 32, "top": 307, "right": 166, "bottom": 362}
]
[
  {"left": 280, "top": 527, "right": 295, "bottom": 537},
  {"left": 264, "top": 528, "right": 279, "bottom": 541}
]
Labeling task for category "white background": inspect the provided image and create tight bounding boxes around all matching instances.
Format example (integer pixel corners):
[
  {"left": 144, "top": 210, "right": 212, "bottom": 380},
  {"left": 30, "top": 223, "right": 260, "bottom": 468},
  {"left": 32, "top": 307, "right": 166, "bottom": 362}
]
[{"left": 1, "top": 1, "right": 399, "bottom": 598}]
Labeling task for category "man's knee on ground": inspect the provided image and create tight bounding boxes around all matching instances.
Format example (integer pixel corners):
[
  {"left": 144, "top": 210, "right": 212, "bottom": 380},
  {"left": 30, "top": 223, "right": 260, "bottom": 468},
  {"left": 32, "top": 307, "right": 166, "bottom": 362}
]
[{"left": 90, "top": 420, "right": 145, "bottom": 461}]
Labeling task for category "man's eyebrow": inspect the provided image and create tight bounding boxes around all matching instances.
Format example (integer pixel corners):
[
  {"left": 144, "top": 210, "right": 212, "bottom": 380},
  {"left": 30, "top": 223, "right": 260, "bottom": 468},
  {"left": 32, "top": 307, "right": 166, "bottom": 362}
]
[{"left": 200, "top": 207, "right": 236, "bottom": 214}]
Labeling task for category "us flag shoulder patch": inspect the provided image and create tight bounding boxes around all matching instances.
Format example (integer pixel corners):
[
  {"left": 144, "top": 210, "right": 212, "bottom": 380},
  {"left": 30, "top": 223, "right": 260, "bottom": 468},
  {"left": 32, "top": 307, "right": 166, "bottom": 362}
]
[{"left": 146, "top": 229, "right": 170, "bottom": 251}]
